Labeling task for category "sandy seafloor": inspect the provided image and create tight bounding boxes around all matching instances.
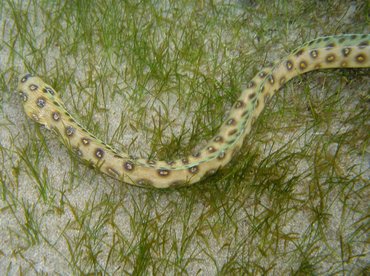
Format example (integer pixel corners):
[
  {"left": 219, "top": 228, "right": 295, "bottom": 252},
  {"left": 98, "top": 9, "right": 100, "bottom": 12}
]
[{"left": 0, "top": 1, "right": 369, "bottom": 275}]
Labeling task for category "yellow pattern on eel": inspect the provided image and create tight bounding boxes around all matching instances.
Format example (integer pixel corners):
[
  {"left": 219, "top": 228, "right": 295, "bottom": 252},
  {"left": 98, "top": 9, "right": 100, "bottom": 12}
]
[{"left": 17, "top": 34, "right": 370, "bottom": 188}]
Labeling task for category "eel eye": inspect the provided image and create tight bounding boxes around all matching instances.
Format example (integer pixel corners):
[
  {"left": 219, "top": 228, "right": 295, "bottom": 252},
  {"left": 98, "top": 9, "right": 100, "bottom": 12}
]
[{"left": 20, "top": 73, "right": 33, "bottom": 83}]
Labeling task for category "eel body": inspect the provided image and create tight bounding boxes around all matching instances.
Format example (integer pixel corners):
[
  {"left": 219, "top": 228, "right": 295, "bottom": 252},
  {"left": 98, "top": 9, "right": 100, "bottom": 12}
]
[{"left": 17, "top": 34, "right": 370, "bottom": 188}]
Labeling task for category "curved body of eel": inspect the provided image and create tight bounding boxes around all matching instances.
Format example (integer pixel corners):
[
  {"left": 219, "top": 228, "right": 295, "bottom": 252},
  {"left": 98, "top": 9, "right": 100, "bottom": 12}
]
[{"left": 17, "top": 34, "right": 370, "bottom": 188}]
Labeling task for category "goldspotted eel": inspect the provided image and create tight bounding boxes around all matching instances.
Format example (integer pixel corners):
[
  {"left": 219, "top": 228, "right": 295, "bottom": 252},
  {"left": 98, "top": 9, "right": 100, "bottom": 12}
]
[{"left": 17, "top": 34, "right": 370, "bottom": 188}]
